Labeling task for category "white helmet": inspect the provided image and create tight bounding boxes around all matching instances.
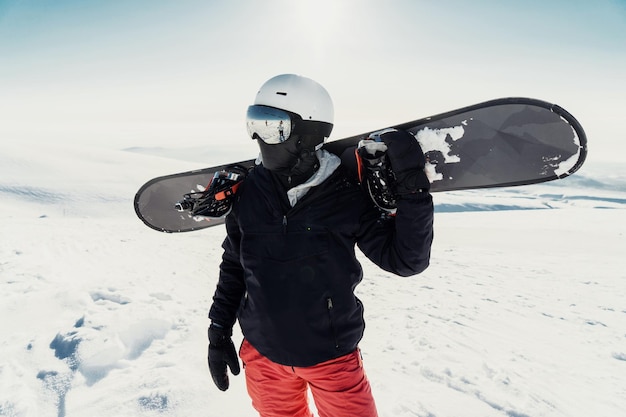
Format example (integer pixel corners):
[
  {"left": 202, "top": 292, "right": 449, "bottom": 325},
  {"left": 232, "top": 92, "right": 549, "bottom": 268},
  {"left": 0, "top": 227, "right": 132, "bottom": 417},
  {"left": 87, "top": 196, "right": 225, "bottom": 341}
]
[{"left": 252, "top": 74, "right": 334, "bottom": 138}]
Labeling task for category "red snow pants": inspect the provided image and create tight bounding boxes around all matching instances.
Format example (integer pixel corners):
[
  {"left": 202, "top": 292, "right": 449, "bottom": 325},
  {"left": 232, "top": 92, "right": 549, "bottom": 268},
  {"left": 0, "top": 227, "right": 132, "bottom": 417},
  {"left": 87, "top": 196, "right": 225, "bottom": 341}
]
[{"left": 239, "top": 339, "right": 378, "bottom": 417}]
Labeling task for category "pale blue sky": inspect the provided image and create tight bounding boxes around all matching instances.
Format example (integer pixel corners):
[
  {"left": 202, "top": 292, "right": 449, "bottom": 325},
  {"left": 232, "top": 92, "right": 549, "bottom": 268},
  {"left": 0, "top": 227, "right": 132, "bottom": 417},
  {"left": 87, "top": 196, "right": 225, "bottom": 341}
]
[{"left": 0, "top": 0, "right": 625, "bottom": 162}]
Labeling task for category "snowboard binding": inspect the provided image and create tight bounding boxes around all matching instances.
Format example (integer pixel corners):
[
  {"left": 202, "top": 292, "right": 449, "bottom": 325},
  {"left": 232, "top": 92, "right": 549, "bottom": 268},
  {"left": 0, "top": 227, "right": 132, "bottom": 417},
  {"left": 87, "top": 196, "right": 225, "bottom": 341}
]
[
  {"left": 356, "top": 135, "right": 398, "bottom": 213},
  {"left": 175, "top": 164, "right": 249, "bottom": 218}
]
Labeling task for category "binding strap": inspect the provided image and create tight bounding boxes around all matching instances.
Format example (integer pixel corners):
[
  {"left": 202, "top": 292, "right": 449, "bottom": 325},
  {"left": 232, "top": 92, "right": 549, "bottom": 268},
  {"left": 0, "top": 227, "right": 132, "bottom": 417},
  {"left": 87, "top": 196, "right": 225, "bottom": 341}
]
[{"left": 214, "top": 181, "right": 243, "bottom": 201}]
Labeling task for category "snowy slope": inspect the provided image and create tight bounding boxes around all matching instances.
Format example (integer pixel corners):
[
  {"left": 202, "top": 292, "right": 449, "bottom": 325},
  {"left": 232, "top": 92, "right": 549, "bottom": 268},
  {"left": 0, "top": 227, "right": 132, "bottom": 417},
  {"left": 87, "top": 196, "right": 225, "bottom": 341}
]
[{"left": 1, "top": 140, "right": 625, "bottom": 417}]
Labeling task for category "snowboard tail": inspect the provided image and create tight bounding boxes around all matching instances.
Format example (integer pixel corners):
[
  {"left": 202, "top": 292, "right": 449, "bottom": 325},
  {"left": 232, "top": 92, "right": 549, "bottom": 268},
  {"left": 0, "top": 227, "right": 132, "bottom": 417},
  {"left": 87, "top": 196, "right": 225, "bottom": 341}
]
[{"left": 134, "top": 97, "right": 587, "bottom": 233}]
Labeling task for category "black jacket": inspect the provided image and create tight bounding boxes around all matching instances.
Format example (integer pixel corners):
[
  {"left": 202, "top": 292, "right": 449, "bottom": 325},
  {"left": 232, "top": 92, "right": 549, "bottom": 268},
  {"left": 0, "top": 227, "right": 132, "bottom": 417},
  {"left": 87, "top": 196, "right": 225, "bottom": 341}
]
[{"left": 209, "top": 162, "right": 433, "bottom": 367}]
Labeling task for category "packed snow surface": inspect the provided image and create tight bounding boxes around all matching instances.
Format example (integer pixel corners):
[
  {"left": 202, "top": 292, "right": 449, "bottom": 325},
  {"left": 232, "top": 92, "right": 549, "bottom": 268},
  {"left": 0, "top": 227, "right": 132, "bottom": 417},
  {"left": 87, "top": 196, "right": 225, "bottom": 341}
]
[{"left": 1, "top": 139, "right": 625, "bottom": 417}]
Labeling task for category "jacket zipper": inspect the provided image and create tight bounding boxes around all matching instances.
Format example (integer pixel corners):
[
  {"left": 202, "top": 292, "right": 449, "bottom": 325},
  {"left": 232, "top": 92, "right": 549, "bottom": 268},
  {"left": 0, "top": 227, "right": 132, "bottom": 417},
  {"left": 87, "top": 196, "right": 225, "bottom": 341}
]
[
  {"left": 282, "top": 215, "right": 287, "bottom": 234},
  {"left": 326, "top": 297, "right": 339, "bottom": 349}
]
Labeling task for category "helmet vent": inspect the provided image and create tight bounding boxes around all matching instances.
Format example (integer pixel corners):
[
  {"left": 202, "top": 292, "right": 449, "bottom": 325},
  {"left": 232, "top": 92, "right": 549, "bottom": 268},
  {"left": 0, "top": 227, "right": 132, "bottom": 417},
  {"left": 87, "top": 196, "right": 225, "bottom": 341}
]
[{"left": 276, "top": 91, "right": 287, "bottom": 96}]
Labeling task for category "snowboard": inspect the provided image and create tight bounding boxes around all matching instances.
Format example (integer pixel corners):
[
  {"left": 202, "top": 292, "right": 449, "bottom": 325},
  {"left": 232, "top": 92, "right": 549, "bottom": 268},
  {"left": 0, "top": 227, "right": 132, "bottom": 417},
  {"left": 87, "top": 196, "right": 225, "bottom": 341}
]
[{"left": 134, "top": 97, "right": 587, "bottom": 233}]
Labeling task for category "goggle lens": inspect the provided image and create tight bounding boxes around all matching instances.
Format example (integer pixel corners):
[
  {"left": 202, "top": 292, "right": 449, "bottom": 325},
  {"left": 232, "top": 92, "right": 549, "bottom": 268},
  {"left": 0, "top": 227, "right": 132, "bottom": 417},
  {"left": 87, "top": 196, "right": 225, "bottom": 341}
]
[{"left": 246, "top": 105, "right": 293, "bottom": 144}]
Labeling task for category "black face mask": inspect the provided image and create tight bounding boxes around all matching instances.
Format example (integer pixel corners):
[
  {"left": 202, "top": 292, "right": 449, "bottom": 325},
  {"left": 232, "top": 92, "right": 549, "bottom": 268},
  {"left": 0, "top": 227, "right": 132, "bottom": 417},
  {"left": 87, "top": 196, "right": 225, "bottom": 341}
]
[{"left": 258, "top": 135, "right": 323, "bottom": 188}]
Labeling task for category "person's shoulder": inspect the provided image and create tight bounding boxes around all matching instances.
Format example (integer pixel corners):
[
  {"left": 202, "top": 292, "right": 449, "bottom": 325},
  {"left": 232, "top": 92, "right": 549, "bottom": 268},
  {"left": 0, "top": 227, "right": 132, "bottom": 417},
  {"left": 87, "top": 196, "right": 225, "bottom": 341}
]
[
  {"left": 326, "top": 164, "right": 366, "bottom": 201},
  {"left": 235, "top": 164, "right": 272, "bottom": 197},
  {"left": 243, "top": 164, "right": 265, "bottom": 182}
]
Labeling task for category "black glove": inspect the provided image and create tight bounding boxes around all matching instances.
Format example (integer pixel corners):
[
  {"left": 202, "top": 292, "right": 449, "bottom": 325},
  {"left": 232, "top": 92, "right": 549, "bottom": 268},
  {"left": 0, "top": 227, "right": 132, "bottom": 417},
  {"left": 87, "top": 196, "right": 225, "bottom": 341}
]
[
  {"left": 208, "top": 324, "right": 240, "bottom": 391},
  {"left": 381, "top": 130, "right": 430, "bottom": 195}
]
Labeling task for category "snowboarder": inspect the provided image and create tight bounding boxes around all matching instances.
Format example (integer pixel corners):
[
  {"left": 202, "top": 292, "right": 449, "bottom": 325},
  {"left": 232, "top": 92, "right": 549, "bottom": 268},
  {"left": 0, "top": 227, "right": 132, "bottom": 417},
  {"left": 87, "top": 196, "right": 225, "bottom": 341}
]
[
  {"left": 207, "top": 74, "right": 434, "bottom": 417},
  {"left": 278, "top": 120, "right": 285, "bottom": 142}
]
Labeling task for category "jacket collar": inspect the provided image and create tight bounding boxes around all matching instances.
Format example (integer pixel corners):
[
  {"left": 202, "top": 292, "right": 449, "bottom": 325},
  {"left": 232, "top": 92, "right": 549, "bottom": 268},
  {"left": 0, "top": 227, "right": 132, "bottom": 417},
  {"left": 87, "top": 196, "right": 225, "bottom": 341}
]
[
  {"left": 285, "top": 150, "right": 340, "bottom": 207},
  {"left": 256, "top": 150, "right": 341, "bottom": 207}
]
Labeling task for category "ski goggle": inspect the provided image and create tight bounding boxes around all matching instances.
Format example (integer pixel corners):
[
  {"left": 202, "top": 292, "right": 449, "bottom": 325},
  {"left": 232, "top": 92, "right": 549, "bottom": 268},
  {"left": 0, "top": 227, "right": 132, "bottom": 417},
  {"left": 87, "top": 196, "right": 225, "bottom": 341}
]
[{"left": 246, "top": 105, "right": 297, "bottom": 145}]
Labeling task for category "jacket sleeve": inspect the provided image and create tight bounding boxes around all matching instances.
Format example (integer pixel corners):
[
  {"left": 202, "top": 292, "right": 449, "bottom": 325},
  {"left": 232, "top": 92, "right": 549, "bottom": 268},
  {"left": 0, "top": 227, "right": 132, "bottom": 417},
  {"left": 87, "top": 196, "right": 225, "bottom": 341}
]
[
  {"left": 356, "top": 192, "right": 434, "bottom": 277},
  {"left": 208, "top": 212, "right": 246, "bottom": 328}
]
